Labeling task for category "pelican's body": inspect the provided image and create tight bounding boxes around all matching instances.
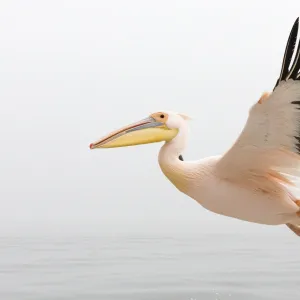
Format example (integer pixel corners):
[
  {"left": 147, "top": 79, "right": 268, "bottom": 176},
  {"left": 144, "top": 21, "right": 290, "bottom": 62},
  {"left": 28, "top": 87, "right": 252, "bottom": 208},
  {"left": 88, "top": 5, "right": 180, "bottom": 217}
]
[
  {"left": 160, "top": 154, "right": 299, "bottom": 226},
  {"left": 157, "top": 110, "right": 300, "bottom": 227},
  {"left": 90, "top": 18, "right": 300, "bottom": 236}
]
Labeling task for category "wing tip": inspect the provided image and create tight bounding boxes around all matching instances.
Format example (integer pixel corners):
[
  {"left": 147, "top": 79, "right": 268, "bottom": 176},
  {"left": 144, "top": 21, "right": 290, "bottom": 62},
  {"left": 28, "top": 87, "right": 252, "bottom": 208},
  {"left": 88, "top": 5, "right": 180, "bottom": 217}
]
[{"left": 274, "top": 17, "right": 300, "bottom": 90}]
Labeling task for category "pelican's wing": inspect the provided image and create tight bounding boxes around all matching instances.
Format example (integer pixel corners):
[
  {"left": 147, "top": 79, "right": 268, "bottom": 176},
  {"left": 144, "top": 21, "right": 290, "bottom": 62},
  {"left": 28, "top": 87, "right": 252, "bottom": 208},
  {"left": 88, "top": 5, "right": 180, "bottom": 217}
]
[{"left": 216, "top": 18, "right": 300, "bottom": 187}]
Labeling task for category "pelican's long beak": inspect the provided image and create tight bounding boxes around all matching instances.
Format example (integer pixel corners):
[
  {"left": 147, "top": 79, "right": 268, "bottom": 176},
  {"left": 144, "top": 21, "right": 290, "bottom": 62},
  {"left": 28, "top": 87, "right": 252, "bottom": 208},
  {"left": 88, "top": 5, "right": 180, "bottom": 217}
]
[{"left": 90, "top": 117, "right": 178, "bottom": 149}]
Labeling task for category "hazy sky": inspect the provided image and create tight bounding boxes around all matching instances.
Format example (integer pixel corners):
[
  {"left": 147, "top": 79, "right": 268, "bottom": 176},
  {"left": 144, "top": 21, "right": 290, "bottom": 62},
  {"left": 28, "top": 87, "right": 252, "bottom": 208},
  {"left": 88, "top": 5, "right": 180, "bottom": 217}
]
[{"left": 1, "top": 0, "right": 299, "bottom": 235}]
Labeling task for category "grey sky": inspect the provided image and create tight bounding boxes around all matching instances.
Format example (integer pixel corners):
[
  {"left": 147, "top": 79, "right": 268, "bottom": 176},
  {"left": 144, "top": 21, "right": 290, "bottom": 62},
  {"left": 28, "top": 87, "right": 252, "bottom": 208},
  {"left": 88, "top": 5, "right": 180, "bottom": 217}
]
[{"left": 1, "top": 0, "right": 299, "bottom": 235}]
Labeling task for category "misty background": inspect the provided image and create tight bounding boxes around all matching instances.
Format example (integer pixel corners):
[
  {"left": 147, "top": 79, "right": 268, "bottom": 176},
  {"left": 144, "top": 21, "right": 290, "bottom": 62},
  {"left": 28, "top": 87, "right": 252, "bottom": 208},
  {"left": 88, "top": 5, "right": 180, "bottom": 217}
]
[{"left": 1, "top": 0, "right": 299, "bottom": 236}]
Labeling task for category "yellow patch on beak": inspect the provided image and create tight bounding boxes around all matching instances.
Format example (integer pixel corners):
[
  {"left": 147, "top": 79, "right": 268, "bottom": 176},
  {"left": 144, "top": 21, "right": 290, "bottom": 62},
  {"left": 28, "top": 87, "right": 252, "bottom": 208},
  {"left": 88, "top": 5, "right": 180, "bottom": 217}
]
[
  {"left": 99, "top": 127, "right": 178, "bottom": 148},
  {"left": 90, "top": 117, "right": 178, "bottom": 149}
]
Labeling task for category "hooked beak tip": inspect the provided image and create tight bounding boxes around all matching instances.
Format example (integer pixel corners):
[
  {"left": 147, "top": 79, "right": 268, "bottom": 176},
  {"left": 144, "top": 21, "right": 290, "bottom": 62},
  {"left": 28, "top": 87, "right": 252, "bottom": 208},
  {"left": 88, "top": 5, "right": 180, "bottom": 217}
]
[{"left": 89, "top": 143, "right": 94, "bottom": 149}]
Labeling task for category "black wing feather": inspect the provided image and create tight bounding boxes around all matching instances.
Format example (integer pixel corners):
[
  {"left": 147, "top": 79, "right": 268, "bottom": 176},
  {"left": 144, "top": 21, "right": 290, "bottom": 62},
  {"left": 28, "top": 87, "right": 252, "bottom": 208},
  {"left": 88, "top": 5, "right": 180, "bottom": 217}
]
[
  {"left": 289, "top": 30, "right": 300, "bottom": 79},
  {"left": 274, "top": 17, "right": 299, "bottom": 89}
]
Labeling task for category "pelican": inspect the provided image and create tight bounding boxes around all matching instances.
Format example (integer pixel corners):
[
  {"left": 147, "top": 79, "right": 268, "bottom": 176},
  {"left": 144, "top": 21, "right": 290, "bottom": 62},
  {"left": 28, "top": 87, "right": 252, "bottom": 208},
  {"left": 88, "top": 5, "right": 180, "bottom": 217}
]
[{"left": 90, "top": 18, "right": 300, "bottom": 236}]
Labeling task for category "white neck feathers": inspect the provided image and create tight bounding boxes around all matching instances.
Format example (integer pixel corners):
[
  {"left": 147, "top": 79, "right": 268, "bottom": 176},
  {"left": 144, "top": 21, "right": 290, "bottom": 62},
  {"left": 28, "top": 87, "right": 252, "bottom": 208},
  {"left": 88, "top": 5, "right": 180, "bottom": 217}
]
[{"left": 158, "top": 124, "right": 191, "bottom": 193}]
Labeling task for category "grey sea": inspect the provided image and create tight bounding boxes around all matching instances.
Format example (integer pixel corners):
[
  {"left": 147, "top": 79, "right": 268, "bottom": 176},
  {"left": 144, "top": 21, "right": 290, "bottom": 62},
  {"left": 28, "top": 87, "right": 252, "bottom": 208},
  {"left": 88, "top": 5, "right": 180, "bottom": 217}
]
[{"left": 0, "top": 229, "right": 299, "bottom": 300}]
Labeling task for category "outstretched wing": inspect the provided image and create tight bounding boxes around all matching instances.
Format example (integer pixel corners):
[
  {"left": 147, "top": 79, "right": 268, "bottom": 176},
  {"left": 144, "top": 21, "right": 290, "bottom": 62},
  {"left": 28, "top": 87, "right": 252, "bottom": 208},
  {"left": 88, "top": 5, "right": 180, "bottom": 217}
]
[{"left": 216, "top": 18, "right": 300, "bottom": 188}]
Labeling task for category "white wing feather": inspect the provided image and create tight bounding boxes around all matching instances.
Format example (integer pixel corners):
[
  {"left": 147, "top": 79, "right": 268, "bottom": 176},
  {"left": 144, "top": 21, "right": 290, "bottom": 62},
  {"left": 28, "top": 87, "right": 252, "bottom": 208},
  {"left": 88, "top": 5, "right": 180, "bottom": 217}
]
[{"left": 216, "top": 80, "right": 300, "bottom": 187}]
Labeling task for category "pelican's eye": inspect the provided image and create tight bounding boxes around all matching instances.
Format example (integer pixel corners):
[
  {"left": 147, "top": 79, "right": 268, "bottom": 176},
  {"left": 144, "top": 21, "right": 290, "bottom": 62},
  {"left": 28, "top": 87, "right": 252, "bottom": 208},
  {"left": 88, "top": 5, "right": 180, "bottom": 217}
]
[{"left": 160, "top": 114, "right": 165, "bottom": 118}]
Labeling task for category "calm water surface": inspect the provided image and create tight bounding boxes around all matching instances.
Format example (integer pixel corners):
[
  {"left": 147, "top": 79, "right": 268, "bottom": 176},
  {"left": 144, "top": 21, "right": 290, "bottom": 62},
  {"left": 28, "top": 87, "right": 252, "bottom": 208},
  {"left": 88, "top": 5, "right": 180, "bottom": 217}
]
[{"left": 0, "top": 232, "right": 299, "bottom": 300}]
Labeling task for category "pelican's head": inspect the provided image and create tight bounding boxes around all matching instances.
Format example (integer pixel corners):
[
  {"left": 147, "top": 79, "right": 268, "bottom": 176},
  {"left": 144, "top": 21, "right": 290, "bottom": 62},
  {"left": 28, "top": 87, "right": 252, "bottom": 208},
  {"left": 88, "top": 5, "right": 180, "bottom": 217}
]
[{"left": 90, "top": 111, "right": 191, "bottom": 149}]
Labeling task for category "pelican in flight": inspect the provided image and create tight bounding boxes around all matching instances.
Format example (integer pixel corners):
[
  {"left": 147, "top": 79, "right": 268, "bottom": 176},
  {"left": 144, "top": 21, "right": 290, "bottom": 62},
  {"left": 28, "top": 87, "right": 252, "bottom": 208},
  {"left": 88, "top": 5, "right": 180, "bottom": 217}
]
[{"left": 90, "top": 18, "right": 300, "bottom": 236}]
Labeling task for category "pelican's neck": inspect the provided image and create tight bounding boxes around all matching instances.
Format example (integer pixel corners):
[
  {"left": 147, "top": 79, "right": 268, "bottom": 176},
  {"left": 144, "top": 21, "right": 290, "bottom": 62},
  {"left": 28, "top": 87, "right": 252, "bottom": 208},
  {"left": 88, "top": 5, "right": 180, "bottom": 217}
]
[
  {"left": 158, "top": 125, "right": 191, "bottom": 193},
  {"left": 160, "top": 125, "right": 188, "bottom": 160}
]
